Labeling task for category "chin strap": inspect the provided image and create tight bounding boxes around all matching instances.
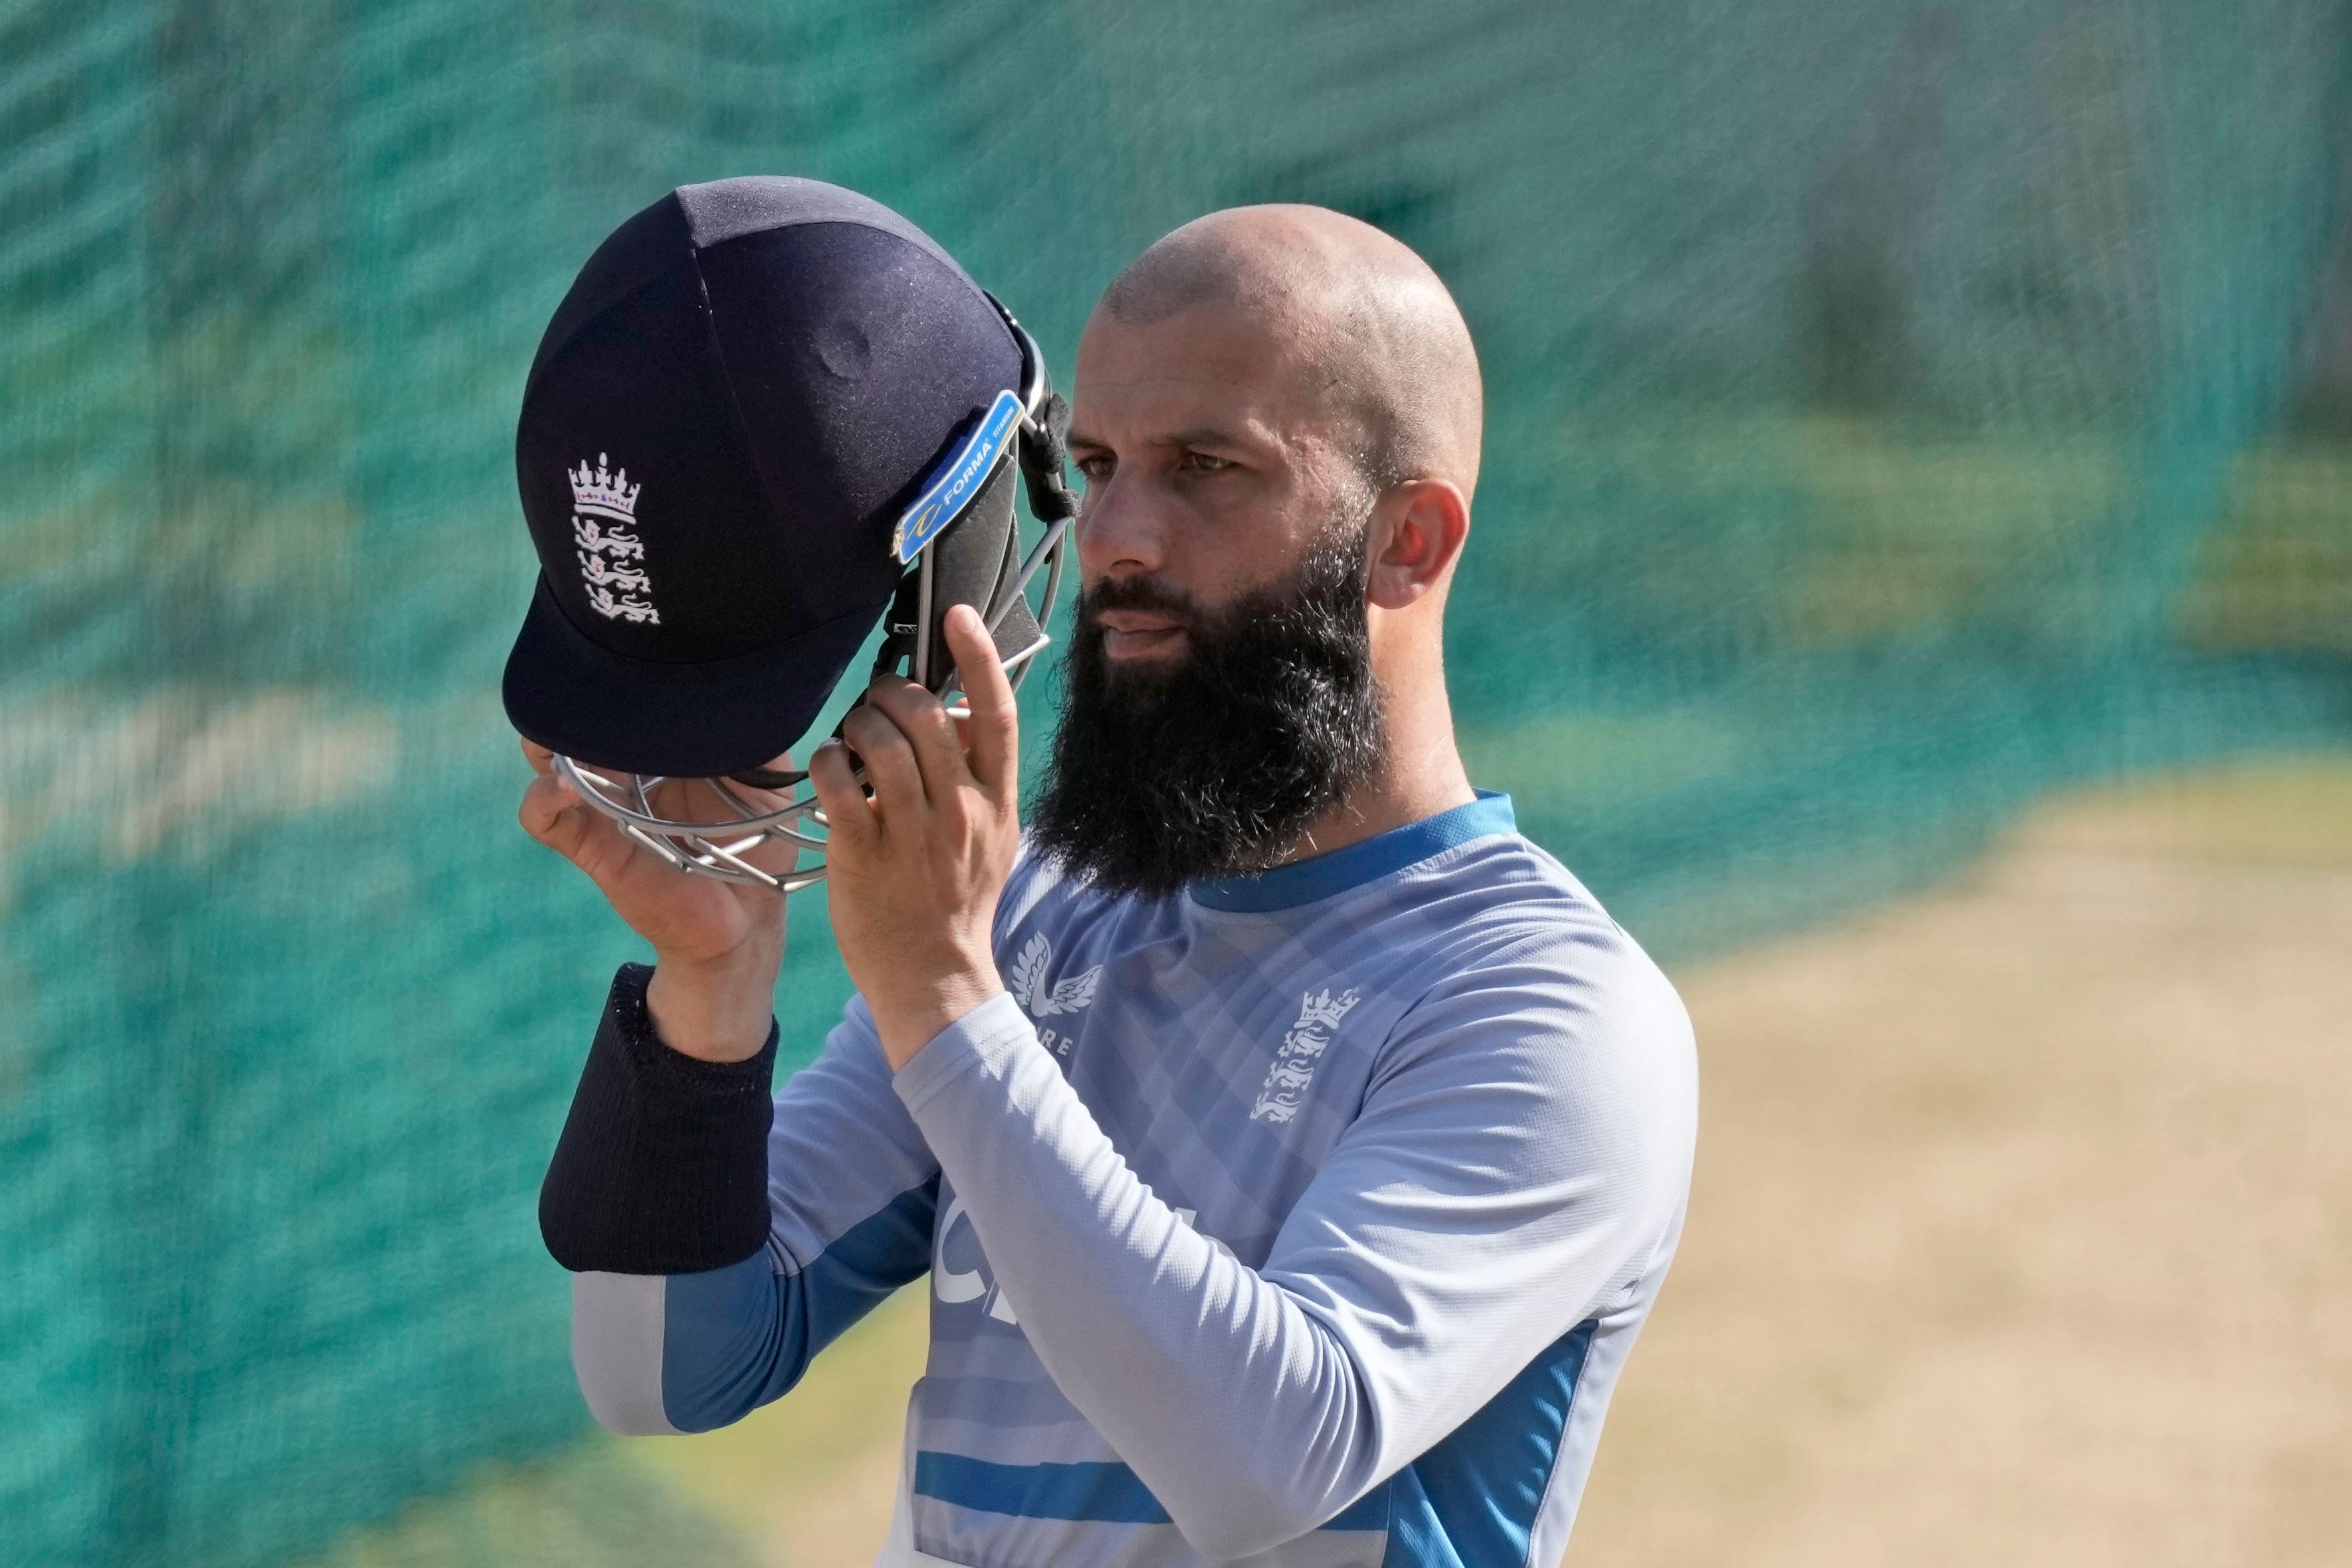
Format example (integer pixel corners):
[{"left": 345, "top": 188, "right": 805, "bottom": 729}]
[
  {"left": 727, "top": 760, "right": 809, "bottom": 789},
  {"left": 1020, "top": 391, "right": 1081, "bottom": 524}
]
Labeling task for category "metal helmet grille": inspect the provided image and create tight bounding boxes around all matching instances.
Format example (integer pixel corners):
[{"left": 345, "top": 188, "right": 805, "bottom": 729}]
[
  {"left": 549, "top": 516, "right": 1066, "bottom": 891},
  {"left": 551, "top": 756, "right": 837, "bottom": 891},
  {"left": 550, "top": 304, "right": 1075, "bottom": 895}
]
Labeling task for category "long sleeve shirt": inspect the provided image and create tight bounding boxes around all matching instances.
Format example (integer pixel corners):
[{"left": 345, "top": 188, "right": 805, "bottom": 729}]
[{"left": 547, "top": 792, "right": 1699, "bottom": 1568}]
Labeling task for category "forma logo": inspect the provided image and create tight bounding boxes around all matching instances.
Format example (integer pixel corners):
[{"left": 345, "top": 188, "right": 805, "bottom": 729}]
[{"left": 891, "top": 389, "right": 1023, "bottom": 563}]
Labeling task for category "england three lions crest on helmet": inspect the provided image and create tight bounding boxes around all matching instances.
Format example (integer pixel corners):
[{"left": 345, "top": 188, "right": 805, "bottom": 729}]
[{"left": 570, "top": 454, "right": 659, "bottom": 625}]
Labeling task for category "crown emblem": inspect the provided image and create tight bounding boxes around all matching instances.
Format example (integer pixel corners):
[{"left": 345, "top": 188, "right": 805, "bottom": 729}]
[
  {"left": 568, "top": 453, "right": 641, "bottom": 520},
  {"left": 1295, "top": 988, "right": 1362, "bottom": 1034}
]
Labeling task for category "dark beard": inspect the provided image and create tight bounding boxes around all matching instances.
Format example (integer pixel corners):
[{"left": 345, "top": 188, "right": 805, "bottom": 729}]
[{"left": 1029, "top": 526, "right": 1386, "bottom": 898}]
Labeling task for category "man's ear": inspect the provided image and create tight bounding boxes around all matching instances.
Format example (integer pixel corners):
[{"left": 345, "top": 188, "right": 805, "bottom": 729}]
[{"left": 1365, "top": 479, "right": 1471, "bottom": 610}]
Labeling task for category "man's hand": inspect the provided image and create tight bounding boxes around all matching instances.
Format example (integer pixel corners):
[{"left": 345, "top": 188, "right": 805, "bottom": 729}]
[
  {"left": 809, "top": 604, "right": 1021, "bottom": 1071},
  {"left": 517, "top": 739, "right": 790, "bottom": 1063}
]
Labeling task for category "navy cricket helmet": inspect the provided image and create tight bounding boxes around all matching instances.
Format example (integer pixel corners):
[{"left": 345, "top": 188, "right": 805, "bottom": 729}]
[{"left": 503, "top": 176, "right": 1077, "bottom": 891}]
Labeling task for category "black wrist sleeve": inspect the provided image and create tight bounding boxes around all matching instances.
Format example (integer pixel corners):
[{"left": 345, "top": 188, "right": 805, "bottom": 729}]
[{"left": 538, "top": 962, "right": 779, "bottom": 1275}]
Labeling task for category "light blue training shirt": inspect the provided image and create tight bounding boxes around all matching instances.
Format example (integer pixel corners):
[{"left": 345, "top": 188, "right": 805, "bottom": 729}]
[{"left": 569, "top": 793, "right": 1699, "bottom": 1568}]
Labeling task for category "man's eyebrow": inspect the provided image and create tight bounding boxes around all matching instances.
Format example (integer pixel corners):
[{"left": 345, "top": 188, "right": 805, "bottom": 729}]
[
  {"left": 1158, "top": 425, "right": 1255, "bottom": 451},
  {"left": 1065, "top": 425, "right": 1265, "bottom": 456}
]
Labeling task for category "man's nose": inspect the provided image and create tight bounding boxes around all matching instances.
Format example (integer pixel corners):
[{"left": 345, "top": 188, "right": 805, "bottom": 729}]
[{"left": 1075, "top": 471, "right": 1169, "bottom": 583}]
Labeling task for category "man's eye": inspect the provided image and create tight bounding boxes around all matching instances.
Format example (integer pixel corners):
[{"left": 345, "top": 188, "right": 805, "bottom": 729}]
[
  {"left": 1180, "top": 452, "right": 1233, "bottom": 473},
  {"left": 1075, "top": 456, "right": 1114, "bottom": 485}
]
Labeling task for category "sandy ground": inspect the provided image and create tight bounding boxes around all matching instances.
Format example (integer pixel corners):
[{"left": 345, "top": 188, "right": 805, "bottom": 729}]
[
  {"left": 623, "top": 756, "right": 2352, "bottom": 1568},
  {"left": 1570, "top": 758, "right": 2352, "bottom": 1567}
]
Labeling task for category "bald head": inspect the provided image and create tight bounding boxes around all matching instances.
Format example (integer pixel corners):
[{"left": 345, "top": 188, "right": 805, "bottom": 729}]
[{"left": 1095, "top": 205, "right": 1483, "bottom": 497}]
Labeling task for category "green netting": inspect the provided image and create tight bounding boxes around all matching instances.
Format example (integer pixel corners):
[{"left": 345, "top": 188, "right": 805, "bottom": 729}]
[{"left": 5, "top": 1, "right": 2351, "bottom": 1563}]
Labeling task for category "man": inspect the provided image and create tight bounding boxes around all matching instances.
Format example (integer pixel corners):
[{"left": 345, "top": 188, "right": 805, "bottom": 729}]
[{"left": 521, "top": 205, "right": 1697, "bottom": 1568}]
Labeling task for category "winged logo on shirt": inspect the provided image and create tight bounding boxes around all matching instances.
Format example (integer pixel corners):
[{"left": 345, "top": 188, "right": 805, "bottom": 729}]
[{"left": 1008, "top": 932, "right": 1101, "bottom": 1018}]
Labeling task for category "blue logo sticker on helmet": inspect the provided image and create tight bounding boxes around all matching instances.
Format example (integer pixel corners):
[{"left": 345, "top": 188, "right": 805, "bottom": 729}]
[{"left": 892, "top": 388, "right": 1024, "bottom": 564}]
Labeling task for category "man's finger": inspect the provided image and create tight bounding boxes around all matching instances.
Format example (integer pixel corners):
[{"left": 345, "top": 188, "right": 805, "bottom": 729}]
[
  {"left": 866, "top": 677, "right": 967, "bottom": 806},
  {"left": 520, "top": 768, "right": 661, "bottom": 888},
  {"left": 841, "top": 703, "right": 926, "bottom": 826},
  {"left": 518, "top": 766, "right": 576, "bottom": 837},
  {"left": 519, "top": 769, "right": 603, "bottom": 866},
  {"left": 807, "top": 738, "right": 876, "bottom": 853},
  {"left": 944, "top": 604, "right": 1018, "bottom": 798}
]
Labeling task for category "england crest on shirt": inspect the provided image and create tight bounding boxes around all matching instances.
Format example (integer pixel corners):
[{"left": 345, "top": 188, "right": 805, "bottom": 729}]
[{"left": 1251, "top": 987, "right": 1361, "bottom": 1123}]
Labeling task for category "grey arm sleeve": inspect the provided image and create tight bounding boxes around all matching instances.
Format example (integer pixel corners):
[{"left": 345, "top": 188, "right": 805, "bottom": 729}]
[{"left": 890, "top": 954, "right": 1696, "bottom": 1561}]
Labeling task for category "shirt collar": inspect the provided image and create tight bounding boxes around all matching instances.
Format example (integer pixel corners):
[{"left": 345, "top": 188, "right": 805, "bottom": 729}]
[{"left": 1186, "top": 791, "right": 1517, "bottom": 914}]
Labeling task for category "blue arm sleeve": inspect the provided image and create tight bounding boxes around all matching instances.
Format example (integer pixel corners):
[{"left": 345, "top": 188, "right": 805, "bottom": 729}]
[{"left": 570, "top": 993, "right": 940, "bottom": 1435}]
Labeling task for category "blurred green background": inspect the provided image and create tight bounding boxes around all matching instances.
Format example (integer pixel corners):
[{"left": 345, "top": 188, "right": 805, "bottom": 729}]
[{"left": 4, "top": 1, "right": 2349, "bottom": 1564}]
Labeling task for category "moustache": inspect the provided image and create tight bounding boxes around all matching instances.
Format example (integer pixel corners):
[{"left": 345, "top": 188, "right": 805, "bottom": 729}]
[{"left": 1075, "top": 575, "right": 1204, "bottom": 633}]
